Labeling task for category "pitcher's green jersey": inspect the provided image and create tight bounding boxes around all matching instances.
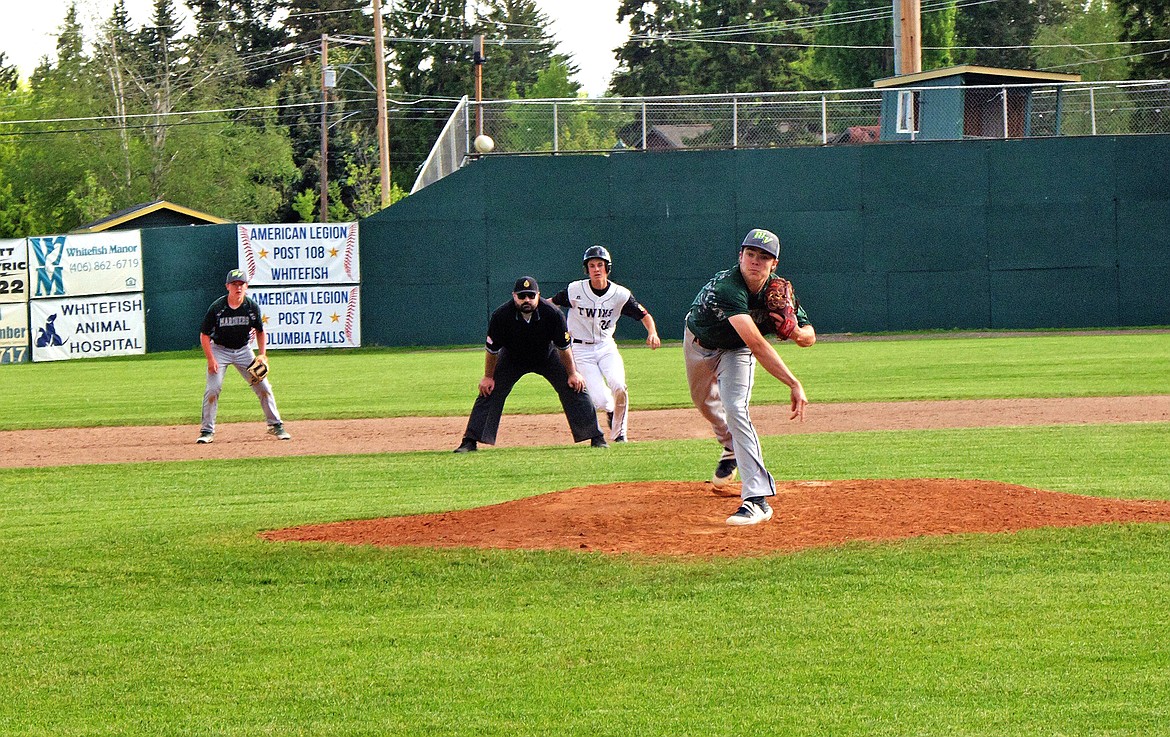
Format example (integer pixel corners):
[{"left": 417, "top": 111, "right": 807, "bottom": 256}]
[{"left": 685, "top": 267, "right": 809, "bottom": 350}]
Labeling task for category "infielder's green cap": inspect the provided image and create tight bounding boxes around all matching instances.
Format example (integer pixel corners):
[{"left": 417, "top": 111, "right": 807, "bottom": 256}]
[
  {"left": 226, "top": 269, "right": 248, "bottom": 284},
  {"left": 741, "top": 228, "right": 781, "bottom": 259}
]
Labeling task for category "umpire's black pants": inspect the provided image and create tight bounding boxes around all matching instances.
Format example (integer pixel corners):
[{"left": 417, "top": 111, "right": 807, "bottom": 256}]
[{"left": 463, "top": 347, "right": 602, "bottom": 445}]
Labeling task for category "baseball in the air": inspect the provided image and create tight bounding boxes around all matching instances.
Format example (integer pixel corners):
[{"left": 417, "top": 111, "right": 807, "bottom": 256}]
[{"left": 474, "top": 134, "right": 495, "bottom": 154}]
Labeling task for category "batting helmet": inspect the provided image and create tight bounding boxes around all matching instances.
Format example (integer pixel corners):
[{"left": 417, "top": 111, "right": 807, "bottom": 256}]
[
  {"left": 582, "top": 245, "right": 612, "bottom": 273},
  {"left": 740, "top": 229, "right": 781, "bottom": 259}
]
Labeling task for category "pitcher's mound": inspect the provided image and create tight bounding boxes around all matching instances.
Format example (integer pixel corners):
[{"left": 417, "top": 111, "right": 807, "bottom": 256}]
[{"left": 262, "top": 479, "right": 1170, "bottom": 557}]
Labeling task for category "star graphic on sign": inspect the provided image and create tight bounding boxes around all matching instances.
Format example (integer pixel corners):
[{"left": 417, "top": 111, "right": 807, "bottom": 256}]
[
  {"left": 330, "top": 313, "right": 341, "bottom": 322},
  {"left": 258, "top": 248, "right": 269, "bottom": 259},
  {"left": 262, "top": 315, "right": 270, "bottom": 324},
  {"left": 328, "top": 247, "right": 339, "bottom": 257}
]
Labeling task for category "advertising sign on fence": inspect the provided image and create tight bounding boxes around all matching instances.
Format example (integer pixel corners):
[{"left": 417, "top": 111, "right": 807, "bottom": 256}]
[
  {"left": 1, "top": 238, "right": 29, "bottom": 303},
  {"left": 0, "top": 302, "right": 29, "bottom": 363},
  {"left": 237, "top": 222, "right": 359, "bottom": 285},
  {"left": 29, "top": 293, "right": 146, "bottom": 362},
  {"left": 249, "top": 285, "right": 361, "bottom": 350},
  {"left": 27, "top": 232, "right": 143, "bottom": 299}
]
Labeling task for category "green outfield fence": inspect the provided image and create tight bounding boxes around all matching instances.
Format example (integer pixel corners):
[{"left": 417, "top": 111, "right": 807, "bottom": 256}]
[{"left": 131, "top": 133, "right": 1170, "bottom": 352}]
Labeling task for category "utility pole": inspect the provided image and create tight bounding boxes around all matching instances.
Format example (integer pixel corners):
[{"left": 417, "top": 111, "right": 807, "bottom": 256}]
[
  {"left": 473, "top": 34, "right": 486, "bottom": 138},
  {"left": 320, "top": 35, "right": 330, "bottom": 222},
  {"left": 372, "top": 0, "right": 392, "bottom": 207},
  {"left": 893, "top": 0, "right": 922, "bottom": 75}
]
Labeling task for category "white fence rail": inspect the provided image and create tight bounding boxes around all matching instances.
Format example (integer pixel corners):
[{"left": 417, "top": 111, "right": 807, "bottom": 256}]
[{"left": 412, "top": 81, "right": 1170, "bottom": 191}]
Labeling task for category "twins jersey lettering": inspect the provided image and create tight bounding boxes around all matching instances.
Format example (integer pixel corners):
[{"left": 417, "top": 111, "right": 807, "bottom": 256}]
[{"left": 560, "top": 280, "right": 645, "bottom": 344}]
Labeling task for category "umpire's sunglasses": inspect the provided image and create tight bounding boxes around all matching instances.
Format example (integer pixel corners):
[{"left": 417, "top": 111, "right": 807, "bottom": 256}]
[{"left": 516, "top": 292, "right": 538, "bottom": 299}]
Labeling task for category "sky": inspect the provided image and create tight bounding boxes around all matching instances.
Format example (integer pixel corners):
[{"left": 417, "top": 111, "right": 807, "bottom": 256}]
[{"left": 0, "top": 0, "right": 627, "bottom": 97}]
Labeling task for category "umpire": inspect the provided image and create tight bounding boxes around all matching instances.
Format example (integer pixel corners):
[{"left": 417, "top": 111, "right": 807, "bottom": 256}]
[{"left": 455, "top": 276, "right": 607, "bottom": 452}]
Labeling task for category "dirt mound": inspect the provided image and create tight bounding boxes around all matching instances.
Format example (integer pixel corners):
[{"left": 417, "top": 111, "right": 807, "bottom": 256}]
[{"left": 262, "top": 478, "right": 1170, "bottom": 557}]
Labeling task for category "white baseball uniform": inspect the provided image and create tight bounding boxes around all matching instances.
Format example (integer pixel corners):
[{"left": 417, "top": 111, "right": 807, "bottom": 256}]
[{"left": 553, "top": 279, "right": 648, "bottom": 440}]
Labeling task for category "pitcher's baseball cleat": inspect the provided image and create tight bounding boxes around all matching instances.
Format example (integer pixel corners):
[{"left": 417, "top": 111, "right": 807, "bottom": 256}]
[
  {"left": 712, "top": 458, "right": 738, "bottom": 488},
  {"left": 726, "top": 497, "right": 773, "bottom": 526},
  {"left": 196, "top": 431, "right": 214, "bottom": 444}
]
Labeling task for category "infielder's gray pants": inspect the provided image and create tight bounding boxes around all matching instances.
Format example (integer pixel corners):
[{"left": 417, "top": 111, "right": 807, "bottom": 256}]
[
  {"left": 201, "top": 343, "right": 283, "bottom": 433},
  {"left": 683, "top": 326, "right": 776, "bottom": 501}
]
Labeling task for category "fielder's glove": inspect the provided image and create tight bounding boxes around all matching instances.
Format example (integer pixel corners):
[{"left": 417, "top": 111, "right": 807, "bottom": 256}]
[
  {"left": 245, "top": 355, "right": 269, "bottom": 385},
  {"left": 764, "top": 277, "right": 798, "bottom": 340}
]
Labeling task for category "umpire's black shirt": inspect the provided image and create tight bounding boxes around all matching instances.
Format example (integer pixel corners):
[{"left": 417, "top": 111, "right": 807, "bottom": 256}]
[{"left": 485, "top": 298, "right": 571, "bottom": 367}]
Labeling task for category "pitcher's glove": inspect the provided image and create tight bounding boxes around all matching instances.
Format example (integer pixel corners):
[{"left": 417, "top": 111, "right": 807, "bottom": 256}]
[
  {"left": 245, "top": 355, "right": 269, "bottom": 385},
  {"left": 764, "top": 277, "right": 798, "bottom": 340}
]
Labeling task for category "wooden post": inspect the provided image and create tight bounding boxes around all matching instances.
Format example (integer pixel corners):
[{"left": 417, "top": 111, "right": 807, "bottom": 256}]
[
  {"left": 895, "top": 0, "right": 922, "bottom": 75},
  {"left": 473, "top": 35, "right": 485, "bottom": 138},
  {"left": 372, "top": 0, "right": 391, "bottom": 207},
  {"left": 320, "top": 35, "right": 329, "bottom": 222}
]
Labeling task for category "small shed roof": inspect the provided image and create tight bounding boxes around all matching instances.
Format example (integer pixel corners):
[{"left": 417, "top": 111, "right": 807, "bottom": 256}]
[
  {"left": 72, "top": 200, "right": 230, "bottom": 233},
  {"left": 874, "top": 65, "right": 1082, "bottom": 88}
]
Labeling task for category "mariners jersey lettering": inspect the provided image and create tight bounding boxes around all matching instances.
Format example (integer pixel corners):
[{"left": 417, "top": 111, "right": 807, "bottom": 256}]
[
  {"left": 200, "top": 296, "right": 264, "bottom": 349},
  {"left": 552, "top": 280, "right": 647, "bottom": 343},
  {"left": 686, "top": 268, "right": 809, "bottom": 349}
]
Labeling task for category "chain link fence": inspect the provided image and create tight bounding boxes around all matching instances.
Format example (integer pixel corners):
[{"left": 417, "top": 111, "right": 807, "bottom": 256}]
[{"left": 413, "top": 81, "right": 1170, "bottom": 191}]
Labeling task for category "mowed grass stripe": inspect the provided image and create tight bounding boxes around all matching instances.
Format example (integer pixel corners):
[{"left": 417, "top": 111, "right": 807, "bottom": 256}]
[{"left": 1, "top": 332, "right": 1168, "bottom": 429}]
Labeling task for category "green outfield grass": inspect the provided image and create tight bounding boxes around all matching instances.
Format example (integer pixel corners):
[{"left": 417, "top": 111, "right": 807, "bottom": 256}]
[
  {"left": 1, "top": 332, "right": 1169, "bottom": 430},
  {"left": 2, "top": 332, "right": 1169, "bottom": 735}
]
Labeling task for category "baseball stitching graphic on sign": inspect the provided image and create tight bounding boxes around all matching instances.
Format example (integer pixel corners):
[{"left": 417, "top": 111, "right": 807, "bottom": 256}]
[
  {"left": 344, "top": 225, "right": 357, "bottom": 281},
  {"left": 238, "top": 226, "right": 257, "bottom": 280},
  {"left": 345, "top": 288, "right": 357, "bottom": 343}
]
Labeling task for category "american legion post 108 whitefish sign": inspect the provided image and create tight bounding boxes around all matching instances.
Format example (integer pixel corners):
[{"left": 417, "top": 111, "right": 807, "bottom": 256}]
[{"left": 236, "top": 222, "right": 362, "bottom": 349}]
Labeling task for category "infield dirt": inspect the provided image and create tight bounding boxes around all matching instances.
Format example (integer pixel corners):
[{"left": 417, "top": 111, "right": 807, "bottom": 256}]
[{"left": 6, "top": 395, "right": 1169, "bottom": 557}]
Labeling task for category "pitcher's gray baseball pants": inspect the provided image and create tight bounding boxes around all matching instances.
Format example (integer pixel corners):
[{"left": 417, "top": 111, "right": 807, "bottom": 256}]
[{"left": 683, "top": 325, "right": 776, "bottom": 501}]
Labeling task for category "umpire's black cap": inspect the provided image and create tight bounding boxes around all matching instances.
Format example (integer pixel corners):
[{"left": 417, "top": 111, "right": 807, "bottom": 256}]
[
  {"left": 513, "top": 276, "right": 539, "bottom": 295},
  {"left": 741, "top": 229, "right": 781, "bottom": 259}
]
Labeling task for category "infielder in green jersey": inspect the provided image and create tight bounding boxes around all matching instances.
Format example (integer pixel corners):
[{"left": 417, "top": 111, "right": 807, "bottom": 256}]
[{"left": 684, "top": 229, "right": 815, "bottom": 526}]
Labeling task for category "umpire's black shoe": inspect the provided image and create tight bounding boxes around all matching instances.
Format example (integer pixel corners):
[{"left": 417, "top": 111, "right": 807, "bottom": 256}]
[
  {"left": 591, "top": 436, "right": 609, "bottom": 448},
  {"left": 454, "top": 438, "right": 477, "bottom": 453}
]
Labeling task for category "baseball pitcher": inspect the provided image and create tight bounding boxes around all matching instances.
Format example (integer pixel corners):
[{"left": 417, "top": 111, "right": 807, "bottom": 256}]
[{"left": 684, "top": 229, "right": 814, "bottom": 525}]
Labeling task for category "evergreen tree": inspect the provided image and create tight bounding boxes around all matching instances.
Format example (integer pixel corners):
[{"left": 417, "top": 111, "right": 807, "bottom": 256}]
[
  {"left": 815, "top": 0, "right": 956, "bottom": 89},
  {"left": 386, "top": 0, "right": 473, "bottom": 191},
  {"left": 611, "top": 0, "right": 705, "bottom": 96},
  {"left": 281, "top": 0, "right": 370, "bottom": 48},
  {"left": 0, "top": 52, "right": 19, "bottom": 93},
  {"left": 953, "top": 0, "right": 1066, "bottom": 69},
  {"left": 474, "top": 0, "right": 578, "bottom": 99},
  {"left": 692, "top": 0, "right": 819, "bottom": 93},
  {"left": 272, "top": 0, "right": 378, "bottom": 221},
  {"left": 191, "top": 0, "right": 289, "bottom": 86},
  {"left": 1119, "top": 0, "right": 1170, "bottom": 78},
  {"left": 611, "top": 0, "right": 826, "bottom": 96}
]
